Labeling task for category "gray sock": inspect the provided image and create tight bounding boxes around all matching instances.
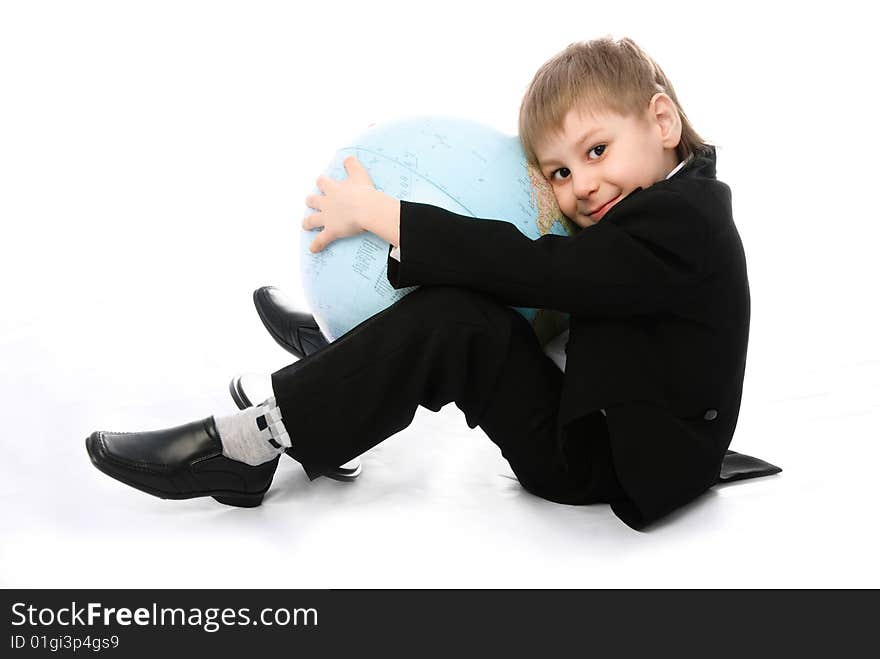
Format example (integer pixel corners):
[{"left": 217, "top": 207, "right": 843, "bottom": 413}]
[{"left": 213, "top": 396, "right": 291, "bottom": 466}]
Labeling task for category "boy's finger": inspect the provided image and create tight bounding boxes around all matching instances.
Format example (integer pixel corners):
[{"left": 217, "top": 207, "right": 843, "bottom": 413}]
[
  {"left": 344, "top": 155, "right": 370, "bottom": 181},
  {"left": 310, "top": 230, "right": 335, "bottom": 253}
]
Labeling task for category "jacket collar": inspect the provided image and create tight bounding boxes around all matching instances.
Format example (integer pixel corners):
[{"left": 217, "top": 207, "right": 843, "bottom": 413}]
[{"left": 670, "top": 145, "right": 717, "bottom": 180}]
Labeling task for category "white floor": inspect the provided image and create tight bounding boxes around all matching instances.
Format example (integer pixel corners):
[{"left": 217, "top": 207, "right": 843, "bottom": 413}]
[{"left": 1, "top": 268, "right": 878, "bottom": 588}]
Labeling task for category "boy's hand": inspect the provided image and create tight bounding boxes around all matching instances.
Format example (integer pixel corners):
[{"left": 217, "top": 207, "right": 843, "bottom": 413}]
[{"left": 302, "top": 155, "right": 379, "bottom": 254}]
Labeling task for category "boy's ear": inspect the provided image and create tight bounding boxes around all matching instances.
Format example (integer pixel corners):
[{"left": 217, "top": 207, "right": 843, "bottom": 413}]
[{"left": 648, "top": 92, "right": 682, "bottom": 149}]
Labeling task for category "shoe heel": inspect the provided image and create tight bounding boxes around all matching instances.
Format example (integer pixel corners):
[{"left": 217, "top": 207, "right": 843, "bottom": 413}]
[{"left": 213, "top": 492, "right": 265, "bottom": 508}]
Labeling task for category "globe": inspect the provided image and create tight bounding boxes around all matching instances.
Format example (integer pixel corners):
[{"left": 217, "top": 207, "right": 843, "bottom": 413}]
[{"left": 299, "top": 115, "right": 576, "bottom": 346}]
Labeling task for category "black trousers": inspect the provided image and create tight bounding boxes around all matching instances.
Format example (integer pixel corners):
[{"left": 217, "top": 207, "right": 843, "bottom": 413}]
[{"left": 271, "top": 285, "right": 626, "bottom": 505}]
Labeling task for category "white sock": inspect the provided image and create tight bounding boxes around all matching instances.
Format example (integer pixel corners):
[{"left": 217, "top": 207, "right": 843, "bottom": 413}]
[{"left": 213, "top": 396, "right": 291, "bottom": 466}]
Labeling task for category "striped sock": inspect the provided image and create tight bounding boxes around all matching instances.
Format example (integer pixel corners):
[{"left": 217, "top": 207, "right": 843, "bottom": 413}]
[{"left": 213, "top": 396, "right": 291, "bottom": 466}]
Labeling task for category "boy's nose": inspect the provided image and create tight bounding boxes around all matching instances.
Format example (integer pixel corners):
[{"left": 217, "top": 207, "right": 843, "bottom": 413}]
[{"left": 571, "top": 170, "right": 600, "bottom": 200}]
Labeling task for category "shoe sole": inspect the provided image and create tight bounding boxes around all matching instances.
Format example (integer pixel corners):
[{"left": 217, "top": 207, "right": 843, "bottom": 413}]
[
  {"left": 85, "top": 434, "right": 272, "bottom": 508},
  {"left": 228, "top": 375, "right": 363, "bottom": 482}
]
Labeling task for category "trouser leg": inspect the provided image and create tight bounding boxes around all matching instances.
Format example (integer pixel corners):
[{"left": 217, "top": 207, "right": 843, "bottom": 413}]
[{"left": 271, "top": 285, "right": 620, "bottom": 504}]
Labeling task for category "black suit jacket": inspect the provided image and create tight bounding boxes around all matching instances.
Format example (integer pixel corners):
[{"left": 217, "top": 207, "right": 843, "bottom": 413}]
[{"left": 386, "top": 146, "right": 761, "bottom": 530}]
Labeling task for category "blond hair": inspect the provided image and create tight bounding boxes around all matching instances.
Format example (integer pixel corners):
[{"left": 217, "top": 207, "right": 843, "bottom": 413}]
[{"left": 518, "top": 36, "right": 711, "bottom": 169}]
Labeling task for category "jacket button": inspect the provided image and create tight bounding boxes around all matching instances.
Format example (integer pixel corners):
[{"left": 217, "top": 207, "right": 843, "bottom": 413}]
[{"left": 703, "top": 409, "right": 718, "bottom": 421}]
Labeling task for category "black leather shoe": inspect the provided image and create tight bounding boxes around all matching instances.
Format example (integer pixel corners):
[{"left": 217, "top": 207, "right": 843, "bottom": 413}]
[
  {"left": 253, "top": 286, "right": 329, "bottom": 359},
  {"left": 229, "top": 373, "right": 363, "bottom": 482},
  {"left": 85, "top": 417, "right": 280, "bottom": 507}
]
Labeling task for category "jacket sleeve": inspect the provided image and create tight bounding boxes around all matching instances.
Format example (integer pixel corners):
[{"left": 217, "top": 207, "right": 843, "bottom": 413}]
[{"left": 386, "top": 187, "right": 712, "bottom": 319}]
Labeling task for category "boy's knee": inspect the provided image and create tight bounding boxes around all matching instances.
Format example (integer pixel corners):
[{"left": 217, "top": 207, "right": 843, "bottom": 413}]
[
  {"left": 411, "top": 285, "right": 490, "bottom": 308},
  {"left": 405, "top": 286, "right": 515, "bottom": 334}
]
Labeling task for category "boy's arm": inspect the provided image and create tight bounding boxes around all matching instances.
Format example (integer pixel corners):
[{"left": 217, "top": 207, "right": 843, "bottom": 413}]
[
  {"left": 379, "top": 191, "right": 712, "bottom": 319},
  {"left": 360, "top": 192, "right": 401, "bottom": 248}
]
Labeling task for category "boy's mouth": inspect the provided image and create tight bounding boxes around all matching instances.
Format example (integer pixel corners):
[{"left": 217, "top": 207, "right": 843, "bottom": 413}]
[{"left": 588, "top": 196, "right": 620, "bottom": 218}]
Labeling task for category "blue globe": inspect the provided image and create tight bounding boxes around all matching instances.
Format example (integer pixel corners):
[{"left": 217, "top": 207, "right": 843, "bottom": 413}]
[{"left": 300, "top": 116, "right": 575, "bottom": 345}]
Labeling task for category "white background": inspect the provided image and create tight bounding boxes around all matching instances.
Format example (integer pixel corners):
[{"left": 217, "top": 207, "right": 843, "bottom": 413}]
[{"left": 1, "top": 0, "right": 878, "bottom": 588}]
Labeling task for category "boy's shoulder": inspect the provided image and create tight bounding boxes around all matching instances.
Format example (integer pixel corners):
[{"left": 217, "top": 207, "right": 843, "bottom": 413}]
[{"left": 625, "top": 146, "right": 733, "bottom": 232}]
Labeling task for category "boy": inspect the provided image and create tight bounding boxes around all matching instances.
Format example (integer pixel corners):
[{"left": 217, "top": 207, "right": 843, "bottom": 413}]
[{"left": 86, "top": 36, "right": 764, "bottom": 530}]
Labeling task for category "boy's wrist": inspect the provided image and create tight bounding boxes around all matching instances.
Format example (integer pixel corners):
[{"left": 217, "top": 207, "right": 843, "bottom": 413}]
[{"left": 362, "top": 191, "right": 401, "bottom": 248}]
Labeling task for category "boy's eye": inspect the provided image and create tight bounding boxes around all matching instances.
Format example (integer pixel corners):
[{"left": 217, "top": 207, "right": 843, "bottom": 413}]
[
  {"left": 549, "top": 167, "right": 571, "bottom": 182},
  {"left": 548, "top": 144, "right": 606, "bottom": 182}
]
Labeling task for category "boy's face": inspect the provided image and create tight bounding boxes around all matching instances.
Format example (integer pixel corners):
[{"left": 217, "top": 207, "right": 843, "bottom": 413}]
[{"left": 534, "top": 92, "right": 682, "bottom": 228}]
